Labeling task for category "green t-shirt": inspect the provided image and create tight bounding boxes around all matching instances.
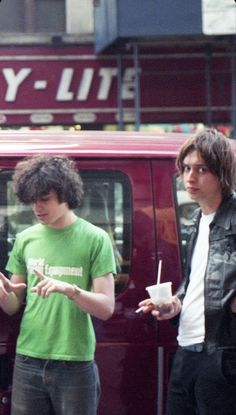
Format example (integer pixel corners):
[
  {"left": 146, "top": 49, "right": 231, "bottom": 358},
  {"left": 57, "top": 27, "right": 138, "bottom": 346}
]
[{"left": 6, "top": 218, "right": 116, "bottom": 361}]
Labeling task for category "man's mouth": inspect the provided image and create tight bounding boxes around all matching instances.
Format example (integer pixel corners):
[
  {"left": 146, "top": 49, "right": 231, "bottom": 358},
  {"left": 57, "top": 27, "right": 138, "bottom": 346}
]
[{"left": 36, "top": 213, "right": 47, "bottom": 220}]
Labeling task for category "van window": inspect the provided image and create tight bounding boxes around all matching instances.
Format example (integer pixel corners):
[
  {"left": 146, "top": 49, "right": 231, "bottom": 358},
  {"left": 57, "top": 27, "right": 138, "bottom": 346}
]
[
  {"left": 0, "top": 169, "right": 131, "bottom": 295},
  {"left": 174, "top": 176, "right": 199, "bottom": 265}
]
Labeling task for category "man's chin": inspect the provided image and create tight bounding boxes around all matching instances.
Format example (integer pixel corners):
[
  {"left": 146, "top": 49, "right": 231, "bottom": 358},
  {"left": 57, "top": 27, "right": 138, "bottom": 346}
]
[{"left": 37, "top": 217, "right": 49, "bottom": 224}]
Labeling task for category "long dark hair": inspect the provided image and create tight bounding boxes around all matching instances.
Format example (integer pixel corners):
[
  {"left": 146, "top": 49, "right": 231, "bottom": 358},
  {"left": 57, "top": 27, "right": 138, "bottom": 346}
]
[{"left": 176, "top": 129, "right": 236, "bottom": 197}]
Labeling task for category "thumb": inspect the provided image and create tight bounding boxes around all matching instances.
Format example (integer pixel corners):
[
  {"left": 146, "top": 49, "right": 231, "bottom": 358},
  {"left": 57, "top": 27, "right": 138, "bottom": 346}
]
[
  {"left": 11, "top": 282, "right": 27, "bottom": 290},
  {"left": 0, "top": 272, "right": 9, "bottom": 284}
]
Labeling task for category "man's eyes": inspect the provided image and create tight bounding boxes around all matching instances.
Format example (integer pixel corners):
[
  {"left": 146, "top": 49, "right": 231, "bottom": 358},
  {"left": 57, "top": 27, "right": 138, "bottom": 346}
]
[
  {"left": 40, "top": 196, "right": 50, "bottom": 202},
  {"left": 183, "top": 166, "right": 208, "bottom": 174},
  {"left": 198, "top": 167, "right": 207, "bottom": 173}
]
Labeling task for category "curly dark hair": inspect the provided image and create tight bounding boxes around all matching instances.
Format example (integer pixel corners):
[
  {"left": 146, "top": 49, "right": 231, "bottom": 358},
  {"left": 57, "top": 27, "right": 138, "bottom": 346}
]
[
  {"left": 12, "top": 154, "right": 84, "bottom": 209},
  {"left": 176, "top": 128, "right": 236, "bottom": 198}
]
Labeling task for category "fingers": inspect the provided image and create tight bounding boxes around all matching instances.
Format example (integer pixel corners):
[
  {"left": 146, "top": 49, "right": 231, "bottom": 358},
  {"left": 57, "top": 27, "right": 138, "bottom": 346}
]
[
  {"left": 138, "top": 299, "right": 154, "bottom": 308},
  {"left": 0, "top": 272, "right": 8, "bottom": 284},
  {"left": 0, "top": 273, "right": 11, "bottom": 297},
  {"left": 32, "top": 269, "right": 49, "bottom": 297},
  {"left": 31, "top": 280, "right": 53, "bottom": 298},
  {"left": 136, "top": 299, "right": 156, "bottom": 314},
  {"left": 30, "top": 284, "right": 52, "bottom": 298},
  {"left": 152, "top": 308, "right": 173, "bottom": 320},
  {"left": 33, "top": 269, "right": 45, "bottom": 279},
  {"left": 151, "top": 298, "right": 181, "bottom": 320},
  {"left": 137, "top": 295, "right": 182, "bottom": 320},
  {"left": 0, "top": 280, "right": 9, "bottom": 299},
  {"left": 0, "top": 273, "right": 26, "bottom": 300},
  {"left": 31, "top": 274, "right": 66, "bottom": 298},
  {"left": 172, "top": 296, "right": 182, "bottom": 314},
  {"left": 11, "top": 282, "right": 27, "bottom": 291}
]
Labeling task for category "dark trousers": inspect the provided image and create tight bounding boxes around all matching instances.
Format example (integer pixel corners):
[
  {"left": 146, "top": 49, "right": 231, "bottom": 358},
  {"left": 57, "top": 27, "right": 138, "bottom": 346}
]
[{"left": 167, "top": 347, "right": 236, "bottom": 415}]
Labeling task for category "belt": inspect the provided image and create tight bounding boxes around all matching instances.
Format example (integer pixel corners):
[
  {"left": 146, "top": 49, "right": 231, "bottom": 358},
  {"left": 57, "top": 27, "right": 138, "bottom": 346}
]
[{"left": 180, "top": 343, "right": 205, "bottom": 352}]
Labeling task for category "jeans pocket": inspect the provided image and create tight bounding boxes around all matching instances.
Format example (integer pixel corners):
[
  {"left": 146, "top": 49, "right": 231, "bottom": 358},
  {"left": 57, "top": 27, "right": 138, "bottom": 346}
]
[
  {"left": 16, "top": 354, "right": 30, "bottom": 363},
  {"left": 61, "top": 360, "right": 93, "bottom": 372}
]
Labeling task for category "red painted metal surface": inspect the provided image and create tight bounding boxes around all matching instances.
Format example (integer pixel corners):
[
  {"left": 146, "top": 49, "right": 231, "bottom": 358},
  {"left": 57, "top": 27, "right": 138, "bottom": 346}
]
[{"left": 0, "top": 130, "right": 189, "bottom": 157}]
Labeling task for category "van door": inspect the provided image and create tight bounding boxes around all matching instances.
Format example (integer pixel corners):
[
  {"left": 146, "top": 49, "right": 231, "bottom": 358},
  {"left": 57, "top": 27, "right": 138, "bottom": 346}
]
[
  {"left": 76, "top": 159, "right": 159, "bottom": 415},
  {"left": 152, "top": 157, "right": 182, "bottom": 414}
]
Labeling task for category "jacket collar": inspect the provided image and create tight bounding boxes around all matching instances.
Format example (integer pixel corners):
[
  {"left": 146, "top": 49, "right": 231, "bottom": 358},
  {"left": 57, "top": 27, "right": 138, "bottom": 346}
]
[{"left": 212, "top": 193, "right": 236, "bottom": 230}]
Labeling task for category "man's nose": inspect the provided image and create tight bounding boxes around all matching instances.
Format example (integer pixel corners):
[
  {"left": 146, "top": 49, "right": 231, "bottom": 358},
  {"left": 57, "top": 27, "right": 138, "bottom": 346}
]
[
  {"left": 32, "top": 200, "right": 41, "bottom": 210},
  {"left": 187, "top": 168, "right": 197, "bottom": 180}
]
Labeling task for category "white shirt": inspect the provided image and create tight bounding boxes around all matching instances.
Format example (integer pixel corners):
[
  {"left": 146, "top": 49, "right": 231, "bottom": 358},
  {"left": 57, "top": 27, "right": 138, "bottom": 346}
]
[{"left": 178, "top": 212, "right": 215, "bottom": 346}]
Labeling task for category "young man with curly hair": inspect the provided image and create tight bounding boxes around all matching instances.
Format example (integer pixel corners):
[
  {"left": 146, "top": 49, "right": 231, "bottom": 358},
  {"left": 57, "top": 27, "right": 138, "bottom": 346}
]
[{"left": 0, "top": 155, "right": 116, "bottom": 415}]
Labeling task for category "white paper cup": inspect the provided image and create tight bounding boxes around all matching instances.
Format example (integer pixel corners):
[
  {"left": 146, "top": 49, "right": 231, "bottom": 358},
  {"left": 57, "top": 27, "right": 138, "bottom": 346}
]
[{"left": 145, "top": 282, "right": 172, "bottom": 306}]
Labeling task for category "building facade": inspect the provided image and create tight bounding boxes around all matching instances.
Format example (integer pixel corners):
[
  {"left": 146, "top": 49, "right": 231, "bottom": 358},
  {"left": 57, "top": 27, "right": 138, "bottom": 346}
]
[{"left": 0, "top": 0, "right": 235, "bottom": 136}]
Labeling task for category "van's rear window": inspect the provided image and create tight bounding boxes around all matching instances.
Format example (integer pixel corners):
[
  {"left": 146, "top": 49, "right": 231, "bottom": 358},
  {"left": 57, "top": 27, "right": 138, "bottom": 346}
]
[{"left": 0, "top": 169, "right": 131, "bottom": 295}]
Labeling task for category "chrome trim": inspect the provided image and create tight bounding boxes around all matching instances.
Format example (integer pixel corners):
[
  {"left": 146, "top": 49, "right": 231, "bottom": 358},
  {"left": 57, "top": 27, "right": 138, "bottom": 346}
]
[{"left": 157, "top": 346, "right": 164, "bottom": 415}]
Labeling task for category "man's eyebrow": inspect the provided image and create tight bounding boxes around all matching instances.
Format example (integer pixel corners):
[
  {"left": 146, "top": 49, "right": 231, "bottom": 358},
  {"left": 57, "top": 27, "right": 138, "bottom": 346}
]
[
  {"left": 182, "top": 162, "right": 208, "bottom": 169},
  {"left": 183, "top": 162, "right": 206, "bottom": 166}
]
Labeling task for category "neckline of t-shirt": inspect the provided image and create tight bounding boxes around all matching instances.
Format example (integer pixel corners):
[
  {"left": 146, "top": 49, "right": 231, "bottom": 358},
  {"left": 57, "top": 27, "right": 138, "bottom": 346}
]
[
  {"left": 42, "top": 217, "right": 80, "bottom": 234},
  {"left": 200, "top": 211, "right": 215, "bottom": 223}
]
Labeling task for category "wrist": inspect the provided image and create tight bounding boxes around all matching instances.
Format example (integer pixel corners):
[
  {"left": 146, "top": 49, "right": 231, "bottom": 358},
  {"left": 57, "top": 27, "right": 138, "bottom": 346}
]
[{"left": 67, "top": 284, "right": 81, "bottom": 300}]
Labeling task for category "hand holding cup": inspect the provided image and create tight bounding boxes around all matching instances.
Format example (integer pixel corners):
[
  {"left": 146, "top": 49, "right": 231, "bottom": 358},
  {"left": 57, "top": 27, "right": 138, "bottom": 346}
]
[
  {"left": 145, "top": 281, "right": 173, "bottom": 316},
  {"left": 136, "top": 260, "right": 173, "bottom": 316}
]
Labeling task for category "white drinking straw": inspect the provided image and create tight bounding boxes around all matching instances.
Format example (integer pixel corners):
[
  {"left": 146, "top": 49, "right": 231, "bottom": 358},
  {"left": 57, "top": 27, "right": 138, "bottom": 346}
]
[
  {"left": 157, "top": 259, "right": 162, "bottom": 285},
  {"left": 135, "top": 259, "right": 163, "bottom": 313}
]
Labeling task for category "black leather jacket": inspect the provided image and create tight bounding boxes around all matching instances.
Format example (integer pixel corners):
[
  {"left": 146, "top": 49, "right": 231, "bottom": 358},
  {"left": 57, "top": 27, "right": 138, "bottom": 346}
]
[{"left": 176, "top": 193, "right": 236, "bottom": 354}]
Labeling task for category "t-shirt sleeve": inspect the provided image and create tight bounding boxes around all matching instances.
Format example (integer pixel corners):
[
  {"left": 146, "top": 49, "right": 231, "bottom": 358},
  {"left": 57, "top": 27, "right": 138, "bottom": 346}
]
[
  {"left": 90, "top": 230, "right": 117, "bottom": 278},
  {"left": 6, "top": 235, "right": 27, "bottom": 276}
]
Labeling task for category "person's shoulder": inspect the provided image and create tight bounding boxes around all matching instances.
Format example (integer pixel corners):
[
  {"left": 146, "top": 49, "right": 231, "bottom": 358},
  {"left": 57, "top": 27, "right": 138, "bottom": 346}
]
[
  {"left": 221, "top": 193, "right": 236, "bottom": 226},
  {"left": 224, "top": 193, "right": 236, "bottom": 209},
  {"left": 77, "top": 217, "right": 108, "bottom": 237},
  {"left": 16, "top": 223, "right": 42, "bottom": 239}
]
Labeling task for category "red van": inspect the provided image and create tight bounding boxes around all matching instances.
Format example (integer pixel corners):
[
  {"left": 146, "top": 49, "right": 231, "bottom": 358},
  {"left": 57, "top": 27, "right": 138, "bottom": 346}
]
[{"left": 0, "top": 130, "right": 221, "bottom": 415}]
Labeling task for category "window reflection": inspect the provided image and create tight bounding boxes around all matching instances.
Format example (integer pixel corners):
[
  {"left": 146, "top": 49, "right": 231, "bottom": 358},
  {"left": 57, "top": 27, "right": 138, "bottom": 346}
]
[{"left": 0, "top": 169, "right": 131, "bottom": 295}]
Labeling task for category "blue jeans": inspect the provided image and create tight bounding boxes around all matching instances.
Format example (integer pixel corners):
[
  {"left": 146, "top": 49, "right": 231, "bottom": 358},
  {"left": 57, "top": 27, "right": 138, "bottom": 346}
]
[{"left": 11, "top": 354, "right": 101, "bottom": 415}]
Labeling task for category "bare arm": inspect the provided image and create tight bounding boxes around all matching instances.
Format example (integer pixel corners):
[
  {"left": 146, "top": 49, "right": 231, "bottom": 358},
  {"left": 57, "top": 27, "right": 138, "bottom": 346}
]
[
  {"left": 31, "top": 269, "right": 115, "bottom": 321},
  {"left": 71, "top": 274, "right": 115, "bottom": 320},
  {"left": 0, "top": 272, "right": 26, "bottom": 315}
]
